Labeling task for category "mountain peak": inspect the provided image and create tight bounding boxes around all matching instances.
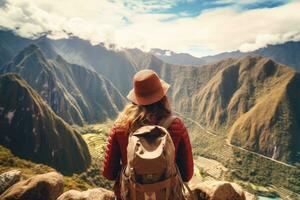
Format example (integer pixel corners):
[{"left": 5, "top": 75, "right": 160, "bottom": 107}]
[{"left": 13, "top": 44, "right": 47, "bottom": 65}]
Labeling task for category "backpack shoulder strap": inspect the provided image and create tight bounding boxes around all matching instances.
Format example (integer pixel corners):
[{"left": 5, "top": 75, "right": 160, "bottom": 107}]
[{"left": 159, "top": 115, "right": 177, "bottom": 129}]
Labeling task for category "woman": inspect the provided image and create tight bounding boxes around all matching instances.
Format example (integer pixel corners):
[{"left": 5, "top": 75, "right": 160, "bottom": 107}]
[{"left": 102, "top": 69, "right": 194, "bottom": 199}]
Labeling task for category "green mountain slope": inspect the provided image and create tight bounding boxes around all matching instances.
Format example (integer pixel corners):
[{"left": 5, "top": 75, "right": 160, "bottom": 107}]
[
  {"left": 161, "top": 56, "right": 300, "bottom": 164},
  {"left": 0, "top": 73, "right": 91, "bottom": 175}
]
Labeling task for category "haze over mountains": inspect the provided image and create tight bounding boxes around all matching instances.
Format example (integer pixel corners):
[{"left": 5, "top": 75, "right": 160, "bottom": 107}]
[
  {"left": 151, "top": 42, "right": 300, "bottom": 72},
  {"left": 150, "top": 48, "right": 206, "bottom": 66},
  {"left": 0, "top": 40, "right": 126, "bottom": 125},
  {"left": 0, "top": 29, "right": 299, "bottom": 174}
]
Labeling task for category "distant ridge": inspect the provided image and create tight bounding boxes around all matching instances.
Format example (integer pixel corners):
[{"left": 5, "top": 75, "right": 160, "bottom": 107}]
[
  {"left": 150, "top": 48, "right": 205, "bottom": 66},
  {"left": 150, "top": 42, "right": 300, "bottom": 72},
  {"left": 48, "top": 37, "right": 137, "bottom": 95}
]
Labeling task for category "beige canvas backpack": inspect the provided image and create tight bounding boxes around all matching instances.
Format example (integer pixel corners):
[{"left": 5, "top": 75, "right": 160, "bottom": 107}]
[{"left": 120, "top": 116, "right": 193, "bottom": 200}]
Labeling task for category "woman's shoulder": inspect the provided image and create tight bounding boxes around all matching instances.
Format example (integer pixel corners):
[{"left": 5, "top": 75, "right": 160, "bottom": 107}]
[
  {"left": 168, "top": 116, "right": 186, "bottom": 131},
  {"left": 110, "top": 123, "right": 128, "bottom": 136}
]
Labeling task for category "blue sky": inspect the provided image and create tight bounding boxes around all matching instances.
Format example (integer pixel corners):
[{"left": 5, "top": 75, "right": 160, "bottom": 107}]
[
  {"left": 124, "top": 0, "right": 291, "bottom": 17},
  {"left": 0, "top": 0, "right": 299, "bottom": 57}
]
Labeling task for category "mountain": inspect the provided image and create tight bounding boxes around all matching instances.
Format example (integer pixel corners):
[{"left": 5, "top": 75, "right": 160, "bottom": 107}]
[
  {"left": 150, "top": 48, "right": 205, "bottom": 66},
  {"left": 200, "top": 51, "right": 245, "bottom": 65},
  {"left": 0, "top": 73, "right": 91, "bottom": 175},
  {"left": 252, "top": 41, "right": 300, "bottom": 71},
  {"left": 133, "top": 54, "right": 300, "bottom": 164},
  {"left": 0, "top": 30, "right": 32, "bottom": 66},
  {"left": 150, "top": 42, "right": 300, "bottom": 73},
  {"left": 48, "top": 37, "right": 137, "bottom": 95},
  {"left": 199, "top": 42, "right": 300, "bottom": 71},
  {"left": 0, "top": 30, "right": 299, "bottom": 164},
  {"left": 0, "top": 30, "right": 61, "bottom": 66},
  {"left": 0, "top": 31, "right": 137, "bottom": 96},
  {"left": 172, "top": 56, "right": 300, "bottom": 164},
  {"left": 0, "top": 44, "right": 126, "bottom": 125}
]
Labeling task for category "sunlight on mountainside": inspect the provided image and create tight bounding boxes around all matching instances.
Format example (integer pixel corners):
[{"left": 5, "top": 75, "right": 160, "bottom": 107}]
[{"left": 1, "top": 0, "right": 300, "bottom": 199}]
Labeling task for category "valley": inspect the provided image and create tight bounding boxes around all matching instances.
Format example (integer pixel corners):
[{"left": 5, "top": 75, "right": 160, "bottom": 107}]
[
  {"left": 177, "top": 111, "right": 299, "bottom": 199},
  {"left": 72, "top": 117, "right": 299, "bottom": 199},
  {"left": 186, "top": 119, "right": 300, "bottom": 200}
]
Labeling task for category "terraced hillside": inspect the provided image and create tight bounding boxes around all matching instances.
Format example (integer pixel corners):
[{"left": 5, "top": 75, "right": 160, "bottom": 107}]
[{"left": 77, "top": 123, "right": 114, "bottom": 189}]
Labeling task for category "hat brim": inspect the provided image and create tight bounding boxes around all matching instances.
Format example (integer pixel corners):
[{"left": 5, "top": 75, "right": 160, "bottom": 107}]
[{"left": 127, "top": 79, "right": 170, "bottom": 105}]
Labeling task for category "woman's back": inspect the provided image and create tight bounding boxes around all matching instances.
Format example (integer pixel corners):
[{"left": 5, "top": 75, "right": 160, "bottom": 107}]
[{"left": 103, "top": 116, "right": 194, "bottom": 182}]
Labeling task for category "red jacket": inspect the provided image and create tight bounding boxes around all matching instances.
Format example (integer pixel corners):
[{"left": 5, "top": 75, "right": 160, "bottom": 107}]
[{"left": 102, "top": 117, "right": 194, "bottom": 190}]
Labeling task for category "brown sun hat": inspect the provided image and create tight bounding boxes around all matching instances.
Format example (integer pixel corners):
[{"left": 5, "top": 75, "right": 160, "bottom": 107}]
[{"left": 127, "top": 69, "right": 170, "bottom": 105}]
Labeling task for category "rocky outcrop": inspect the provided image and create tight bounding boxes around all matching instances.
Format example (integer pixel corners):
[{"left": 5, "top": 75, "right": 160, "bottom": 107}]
[
  {"left": 0, "top": 170, "right": 21, "bottom": 194},
  {"left": 0, "top": 172, "right": 64, "bottom": 200},
  {"left": 190, "top": 181, "right": 256, "bottom": 200},
  {"left": 57, "top": 188, "right": 115, "bottom": 200},
  {"left": 0, "top": 169, "right": 256, "bottom": 200},
  {"left": 57, "top": 181, "right": 255, "bottom": 200},
  {"left": 0, "top": 74, "right": 91, "bottom": 175}
]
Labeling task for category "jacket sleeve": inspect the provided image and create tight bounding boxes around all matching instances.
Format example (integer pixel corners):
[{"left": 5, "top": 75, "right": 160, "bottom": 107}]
[
  {"left": 175, "top": 119, "right": 194, "bottom": 182},
  {"left": 102, "top": 125, "right": 121, "bottom": 180}
]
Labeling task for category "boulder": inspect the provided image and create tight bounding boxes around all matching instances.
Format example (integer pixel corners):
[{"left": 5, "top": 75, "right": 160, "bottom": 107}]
[
  {"left": 245, "top": 192, "right": 257, "bottom": 200},
  {"left": 57, "top": 188, "right": 115, "bottom": 200},
  {"left": 0, "top": 170, "right": 21, "bottom": 194},
  {"left": 190, "top": 181, "right": 247, "bottom": 200},
  {"left": 0, "top": 172, "right": 64, "bottom": 200}
]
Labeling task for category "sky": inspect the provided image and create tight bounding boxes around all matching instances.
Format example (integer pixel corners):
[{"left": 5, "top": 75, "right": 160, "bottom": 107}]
[{"left": 0, "top": 0, "right": 299, "bottom": 57}]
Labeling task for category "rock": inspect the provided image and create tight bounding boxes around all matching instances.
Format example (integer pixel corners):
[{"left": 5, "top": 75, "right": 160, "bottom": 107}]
[
  {"left": 0, "top": 170, "right": 21, "bottom": 194},
  {"left": 0, "top": 172, "right": 64, "bottom": 200},
  {"left": 57, "top": 188, "right": 115, "bottom": 200},
  {"left": 245, "top": 192, "right": 257, "bottom": 200},
  {"left": 190, "top": 181, "right": 247, "bottom": 200}
]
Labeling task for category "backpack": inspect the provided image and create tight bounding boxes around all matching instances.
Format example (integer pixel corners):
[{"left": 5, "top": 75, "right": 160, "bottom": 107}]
[{"left": 120, "top": 116, "right": 193, "bottom": 200}]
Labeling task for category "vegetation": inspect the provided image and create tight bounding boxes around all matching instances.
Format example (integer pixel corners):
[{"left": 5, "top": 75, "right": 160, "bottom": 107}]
[
  {"left": 227, "top": 149, "right": 300, "bottom": 195},
  {"left": 0, "top": 122, "right": 115, "bottom": 192},
  {"left": 77, "top": 122, "right": 114, "bottom": 190},
  {"left": 0, "top": 145, "right": 92, "bottom": 191},
  {"left": 0, "top": 73, "right": 91, "bottom": 175},
  {"left": 233, "top": 180, "right": 278, "bottom": 198},
  {"left": 188, "top": 118, "right": 300, "bottom": 198}
]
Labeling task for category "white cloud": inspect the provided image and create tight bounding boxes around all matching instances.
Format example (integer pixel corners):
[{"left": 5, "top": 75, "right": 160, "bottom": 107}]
[
  {"left": 0, "top": 0, "right": 300, "bottom": 57},
  {"left": 239, "top": 31, "right": 300, "bottom": 52}
]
